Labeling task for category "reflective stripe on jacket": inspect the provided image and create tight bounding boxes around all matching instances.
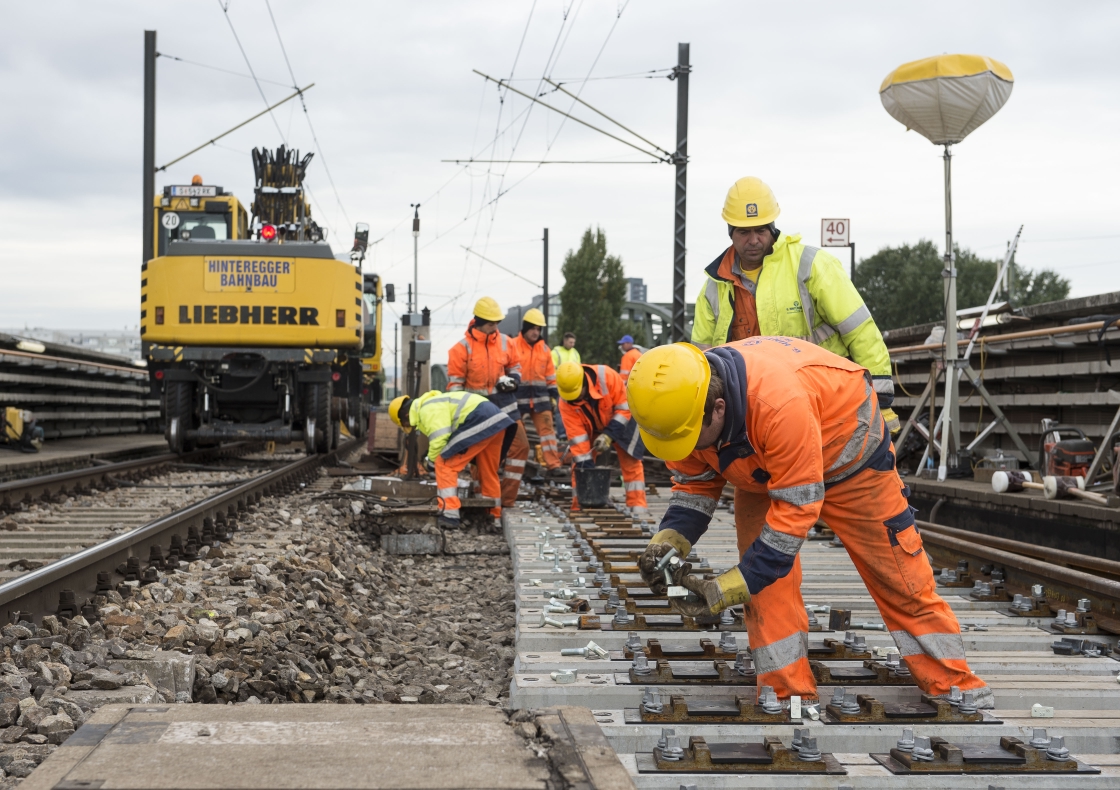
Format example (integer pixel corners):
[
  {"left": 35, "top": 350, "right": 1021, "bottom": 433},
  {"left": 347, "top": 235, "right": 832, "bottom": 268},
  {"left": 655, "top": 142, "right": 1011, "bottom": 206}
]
[
  {"left": 447, "top": 323, "right": 523, "bottom": 416},
  {"left": 557, "top": 364, "right": 645, "bottom": 463},
  {"left": 409, "top": 390, "right": 514, "bottom": 461},
  {"left": 551, "top": 345, "right": 581, "bottom": 368},
  {"left": 619, "top": 347, "right": 642, "bottom": 384},
  {"left": 509, "top": 334, "right": 558, "bottom": 415},
  {"left": 691, "top": 233, "right": 894, "bottom": 407},
  {"left": 661, "top": 337, "right": 888, "bottom": 594}
]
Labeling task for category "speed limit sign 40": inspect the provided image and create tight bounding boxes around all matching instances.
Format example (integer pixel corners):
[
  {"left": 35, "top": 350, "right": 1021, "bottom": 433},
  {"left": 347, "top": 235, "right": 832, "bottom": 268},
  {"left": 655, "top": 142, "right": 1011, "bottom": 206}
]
[{"left": 821, "top": 218, "right": 849, "bottom": 247}]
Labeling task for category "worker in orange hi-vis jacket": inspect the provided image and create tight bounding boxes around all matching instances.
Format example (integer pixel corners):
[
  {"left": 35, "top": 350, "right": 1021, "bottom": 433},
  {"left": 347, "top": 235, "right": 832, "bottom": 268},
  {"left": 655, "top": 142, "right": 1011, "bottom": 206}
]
[
  {"left": 617, "top": 334, "right": 642, "bottom": 384},
  {"left": 556, "top": 361, "right": 648, "bottom": 517},
  {"left": 627, "top": 338, "right": 992, "bottom": 712},
  {"left": 508, "top": 308, "right": 564, "bottom": 474},
  {"left": 446, "top": 297, "right": 526, "bottom": 507}
]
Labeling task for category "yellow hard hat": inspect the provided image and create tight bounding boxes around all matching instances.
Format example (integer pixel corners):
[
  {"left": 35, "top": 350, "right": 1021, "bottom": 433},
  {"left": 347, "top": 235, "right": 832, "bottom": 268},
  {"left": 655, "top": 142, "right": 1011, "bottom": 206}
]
[
  {"left": 556, "top": 362, "right": 585, "bottom": 401},
  {"left": 388, "top": 395, "right": 412, "bottom": 432},
  {"left": 721, "top": 177, "right": 780, "bottom": 227},
  {"left": 626, "top": 343, "right": 711, "bottom": 461},
  {"left": 473, "top": 296, "right": 505, "bottom": 323},
  {"left": 522, "top": 308, "right": 546, "bottom": 327}
]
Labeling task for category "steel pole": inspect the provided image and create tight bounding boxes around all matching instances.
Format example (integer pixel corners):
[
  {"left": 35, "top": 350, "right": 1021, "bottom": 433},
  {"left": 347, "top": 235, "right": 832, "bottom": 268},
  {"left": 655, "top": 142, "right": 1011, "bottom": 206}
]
[
  {"left": 542, "top": 228, "right": 549, "bottom": 344},
  {"left": 410, "top": 204, "right": 420, "bottom": 312},
  {"left": 671, "top": 43, "right": 690, "bottom": 343},
  {"left": 938, "top": 144, "right": 958, "bottom": 480},
  {"left": 142, "top": 31, "right": 156, "bottom": 265}
]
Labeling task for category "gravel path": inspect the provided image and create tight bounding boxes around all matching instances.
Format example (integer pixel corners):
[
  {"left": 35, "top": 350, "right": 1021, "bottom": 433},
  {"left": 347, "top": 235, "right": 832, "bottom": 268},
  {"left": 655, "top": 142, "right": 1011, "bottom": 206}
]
[{"left": 0, "top": 465, "right": 517, "bottom": 786}]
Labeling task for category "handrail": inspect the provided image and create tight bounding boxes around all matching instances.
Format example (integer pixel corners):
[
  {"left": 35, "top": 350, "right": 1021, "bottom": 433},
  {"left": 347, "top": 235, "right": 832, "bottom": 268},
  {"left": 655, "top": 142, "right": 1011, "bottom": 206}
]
[{"left": 888, "top": 319, "right": 1111, "bottom": 356}]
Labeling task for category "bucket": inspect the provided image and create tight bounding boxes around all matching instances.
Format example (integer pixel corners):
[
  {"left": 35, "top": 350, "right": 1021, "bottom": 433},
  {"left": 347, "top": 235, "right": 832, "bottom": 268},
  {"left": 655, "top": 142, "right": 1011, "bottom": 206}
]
[{"left": 574, "top": 467, "right": 612, "bottom": 508}]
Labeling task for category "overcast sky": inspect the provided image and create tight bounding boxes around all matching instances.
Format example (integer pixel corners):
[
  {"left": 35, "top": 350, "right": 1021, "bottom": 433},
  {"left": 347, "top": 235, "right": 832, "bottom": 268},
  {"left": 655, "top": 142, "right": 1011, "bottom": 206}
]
[{"left": 2, "top": 1, "right": 1118, "bottom": 362}]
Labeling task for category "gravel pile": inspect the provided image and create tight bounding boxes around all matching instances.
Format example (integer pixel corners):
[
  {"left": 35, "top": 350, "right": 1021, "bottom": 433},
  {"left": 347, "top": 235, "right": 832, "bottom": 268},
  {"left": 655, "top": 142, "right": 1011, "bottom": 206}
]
[{"left": 0, "top": 467, "right": 516, "bottom": 787}]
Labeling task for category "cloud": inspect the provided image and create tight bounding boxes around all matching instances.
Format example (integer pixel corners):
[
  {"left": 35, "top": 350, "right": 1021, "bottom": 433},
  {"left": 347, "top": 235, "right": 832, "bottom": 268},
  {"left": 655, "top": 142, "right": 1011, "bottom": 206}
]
[{"left": 0, "top": 0, "right": 1117, "bottom": 366}]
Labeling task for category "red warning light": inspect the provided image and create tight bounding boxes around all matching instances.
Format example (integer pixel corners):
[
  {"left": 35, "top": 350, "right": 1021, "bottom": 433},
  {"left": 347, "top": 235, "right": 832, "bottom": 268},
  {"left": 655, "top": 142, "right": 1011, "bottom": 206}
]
[
  {"left": 261, "top": 224, "right": 277, "bottom": 241},
  {"left": 331, "top": 372, "right": 342, "bottom": 382},
  {"left": 154, "top": 370, "right": 165, "bottom": 380}
]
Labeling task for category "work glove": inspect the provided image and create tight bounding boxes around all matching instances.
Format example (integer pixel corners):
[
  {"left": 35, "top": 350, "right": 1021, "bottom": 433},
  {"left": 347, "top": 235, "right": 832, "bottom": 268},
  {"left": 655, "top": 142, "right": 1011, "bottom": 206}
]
[
  {"left": 592, "top": 434, "right": 612, "bottom": 454},
  {"left": 881, "top": 407, "right": 901, "bottom": 436},
  {"left": 638, "top": 529, "right": 692, "bottom": 596},
  {"left": 671, "top": 567, "right": 752, "bottom": 617},
  {"left": 496, "top": 376, "right": 518, "bottom": 393}
]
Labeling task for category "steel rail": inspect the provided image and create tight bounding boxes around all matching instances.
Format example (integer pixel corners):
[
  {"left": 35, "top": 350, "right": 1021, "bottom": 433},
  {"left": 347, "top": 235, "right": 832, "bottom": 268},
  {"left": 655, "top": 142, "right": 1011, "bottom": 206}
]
[
  {"left": 0, "top": 444, "right": 252, "bottom": 509},
  {"left": 0, "top": 438, "right": 360, "bottom": 622},
  {"left": 916, "top": 520, "right": 1120, "bottom": 628},
  {"left": 919, "top": 521, "right": 1120, "bottom": 582}
]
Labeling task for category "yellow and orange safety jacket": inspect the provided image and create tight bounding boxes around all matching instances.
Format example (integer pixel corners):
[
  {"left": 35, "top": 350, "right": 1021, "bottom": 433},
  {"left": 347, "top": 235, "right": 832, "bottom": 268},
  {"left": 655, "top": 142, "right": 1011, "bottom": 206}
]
[
  {"left": 558, "top": 364, "right": 644, "bottom": 466},
  {"left": 663, "top": 337, "right": 891, "bottom": 594},
  {"left": 447, "top": 322, "right": 522, "bottom": 416}
]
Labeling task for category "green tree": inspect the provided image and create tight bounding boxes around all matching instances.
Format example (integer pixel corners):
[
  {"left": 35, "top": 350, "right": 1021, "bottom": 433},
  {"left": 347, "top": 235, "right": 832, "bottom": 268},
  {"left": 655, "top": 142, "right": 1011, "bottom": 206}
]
[
  {"left": 854, "top": 241, "right": 1070, "bottom": 331},
  {"left": 556, "top": 227, "right": 640, "bottom": 364}
]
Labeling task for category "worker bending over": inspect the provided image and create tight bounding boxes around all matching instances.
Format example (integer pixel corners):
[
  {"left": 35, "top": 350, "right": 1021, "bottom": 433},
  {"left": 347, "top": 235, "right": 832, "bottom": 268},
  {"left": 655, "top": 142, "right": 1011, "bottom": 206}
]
[
  {"left": 628, "top": 339, "right": 991, "bottom": 708},
  {"left": 693, "top": 177, "right": 899, "bottom": 435},
  {"left": 388, "top": 391, "right": 514, "bottom": 528},
  {"left": 509, "top": 308, "right": 564, "bottom": 475},
  {"left": 617, "top": 335, "right": 642, "bottom": 384},
  {"left": 447, "top": 297, "right": 527, "bottom": 507},
  {"left": 556, "top": 362, "right": 648, "bottom": 517}
]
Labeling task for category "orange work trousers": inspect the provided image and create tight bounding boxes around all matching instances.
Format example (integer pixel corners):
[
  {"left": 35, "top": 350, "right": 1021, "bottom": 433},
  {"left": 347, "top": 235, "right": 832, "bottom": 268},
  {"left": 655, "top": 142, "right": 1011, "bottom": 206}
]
[
  {"left": 570, "top": 442, "right": 648, "bottom": 510},
  {"left": 733, "top": 467, "right": 988, "bottom": 704},
  {"left": 435, "top": 431, "right": 503, "bottom": 520},
  {"left": 528, "top": 409, "right": 562, "bottom": 469},
  {"left": 500, "top": 420, "right": 529, "bottom": 508}
]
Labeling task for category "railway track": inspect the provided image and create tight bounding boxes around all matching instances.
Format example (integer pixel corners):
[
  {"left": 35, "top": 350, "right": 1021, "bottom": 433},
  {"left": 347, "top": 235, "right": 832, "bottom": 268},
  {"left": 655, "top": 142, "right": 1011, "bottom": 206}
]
[
  {"left": 501, "top": 487, "right": 1120, "bottom": 787},
  {"left": 0, "top": 439, "right": 360, "bottom": 623}
]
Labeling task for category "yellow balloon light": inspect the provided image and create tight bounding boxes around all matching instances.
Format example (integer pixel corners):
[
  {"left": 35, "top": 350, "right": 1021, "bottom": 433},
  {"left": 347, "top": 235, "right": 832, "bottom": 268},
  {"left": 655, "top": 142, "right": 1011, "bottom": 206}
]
[
  {"left": 880, "top": 54, "right": 1013, "bottom": 145},
  {"left": 879, "top": 54, "right": 1016, "bottom": 483}
]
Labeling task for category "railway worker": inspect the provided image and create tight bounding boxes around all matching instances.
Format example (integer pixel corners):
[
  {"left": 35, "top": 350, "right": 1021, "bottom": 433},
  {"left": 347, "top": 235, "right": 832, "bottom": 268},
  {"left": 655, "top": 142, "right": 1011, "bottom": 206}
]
[
  {"left": 692, "top": 176, "right": 899, "bottom": 436},
  {"left": 550, "top": 333, "right": 580, "bottom": 442},
  {"left": 617, "top": 335, "right": 642, "bottom": 384},
  {"left": 388, "top": 391, "right": 514, "bottom": 527},
  {"left": 556, "top": 361, "right": 649, "bottom": 517},
  {"left": 447, "top": 297, "right": 528, "bottom": 508},
  {"left": 508, "top": 308, "right": 564, "bottom": 475},
  {"left": 628, "top": 339, "right": 992, "bottom": 709},
  {"left": 551, "top": 332, "right": 581, "bottom": 368}
]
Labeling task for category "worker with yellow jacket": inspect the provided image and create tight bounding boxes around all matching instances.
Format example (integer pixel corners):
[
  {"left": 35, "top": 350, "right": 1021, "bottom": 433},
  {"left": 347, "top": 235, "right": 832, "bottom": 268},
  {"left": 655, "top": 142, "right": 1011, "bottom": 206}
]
[
  {"left": 693, "top": 177, "right": 898, "bottom": 434},
  {"left": 388, "top": 390, "right": 514, "bottom": 527}
]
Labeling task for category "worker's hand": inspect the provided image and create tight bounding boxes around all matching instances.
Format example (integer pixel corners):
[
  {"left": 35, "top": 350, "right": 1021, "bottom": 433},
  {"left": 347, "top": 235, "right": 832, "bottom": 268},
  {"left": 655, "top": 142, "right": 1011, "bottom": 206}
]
[
  {"left": 496, "top": 376, "right": 518, "bottom": 393},
  {"left": 882, "top": 407, "right": 901, "bottom": 436},
  {"left": 672, "top": 567, "right": 751, "bottom": 617},
  {"left": 593, "top": 434, "right": 612, "bottom": 454},
  {"left": 638, "top": 529, "right": 692, "bottom": 595}
]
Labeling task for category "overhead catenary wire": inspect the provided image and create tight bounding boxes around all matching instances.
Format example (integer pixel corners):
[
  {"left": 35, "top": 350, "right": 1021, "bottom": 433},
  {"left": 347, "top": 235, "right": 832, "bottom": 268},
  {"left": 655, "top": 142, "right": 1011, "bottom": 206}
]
[
  {"left": 264, "top": 0, "right": 352, "bottom": 231},
  {"left": 461, "top": 246, "right": 542, "bottom": 288},
  {"left": 472, "top": 71, "right": 669, "bottom": 162},
  {"left": 156, "top": 52, "right": 292, "bottom": 88},
  {"left": 155, "top": 84, "right": 314, "bottom": 173},
  {"left": 214, "top": 0, "right": 337, "bottom": 241}
]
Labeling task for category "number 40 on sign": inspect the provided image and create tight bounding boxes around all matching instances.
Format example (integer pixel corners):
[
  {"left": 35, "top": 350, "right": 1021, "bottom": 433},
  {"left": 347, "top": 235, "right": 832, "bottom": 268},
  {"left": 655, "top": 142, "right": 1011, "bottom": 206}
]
[{"left": 821, "top": 219, "right": 849, "bottom": 247}]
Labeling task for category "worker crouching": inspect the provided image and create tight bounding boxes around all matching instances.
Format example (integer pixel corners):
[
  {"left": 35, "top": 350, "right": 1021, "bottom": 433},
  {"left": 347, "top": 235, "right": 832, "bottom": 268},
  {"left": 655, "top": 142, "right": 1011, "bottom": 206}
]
[
  {"left": 556, "top": 362, "right": 648, "bottom": 517},
  {"left": 628, "top": 339, "right": 991, "bottom": 708},
  {"left": 389, "top": 391, "right": 515, "bottom": 528}
]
